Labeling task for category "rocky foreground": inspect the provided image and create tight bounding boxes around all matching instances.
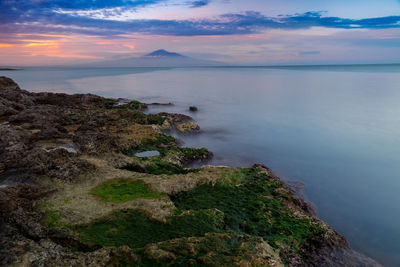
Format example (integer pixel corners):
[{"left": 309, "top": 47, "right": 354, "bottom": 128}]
[{"left": 0, "top": 77, "right": 381, "bottom": 266}]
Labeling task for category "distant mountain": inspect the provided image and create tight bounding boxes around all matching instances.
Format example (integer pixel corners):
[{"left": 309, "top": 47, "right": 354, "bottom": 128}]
[
  {"left": 144, "top": 49, "right": 186, "bottom": 58},
  {"left": 85, "top": 49, "right": 222, "bottom": 67}
]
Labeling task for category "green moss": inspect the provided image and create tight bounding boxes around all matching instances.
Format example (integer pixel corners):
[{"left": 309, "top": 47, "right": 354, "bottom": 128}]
[
  {"left": 126, "top": 100, "right": 147, "bottom": 110},
  {"left": 220, "top": 168, "right": 254, "bottom": 185},
  {"left": 136, "top": 233, "right": 254, "bottom": 267},
  {"left": 42, "top": 209, "right": 68, "bottom": 228},
  {"left": 105, "top": 99, "right": 147, "bottom": 111},
  {"left": 38, "top": 202, "right": 65, "bottom": 228},
  {"left": 140, "top": 135, "right": 176, "bottom": 154},
  {"left": 122, "top": 134, "right": 175, "bottom": 157},
  {"left": 91, "top": 179, "right": 165, "bottom": 203},
  {"left": 121, "top": 135, "right": 203, "bottom": 174},
  {"left": 62, "top": 198, "right": 72, "bottom": 204},
  {"left": 71, "top": 168, "right": 325, "bottom": 265},
  {"left": 74, "top": 209, "right": 224, "bottom": 249},
  {"left": 104, "top": 98, "right": 118, "bottom": 109},
  {"left": 179, "top": 147, "right": 211, "bottom": 161},
  {"left": 143, "top": 157, "right": 190, "bottom": 175},
  {"left": 119, "top": 110, "right": 166, "bottom": 125},
  {"left": 122, "top": 134, "right": 210, "bottom": 175},
  {"left": 171, "top": 168, "right": 325, "bottom": 250},
  {"left": 44, "top": 210, "right": 61, "bottom": 228}
]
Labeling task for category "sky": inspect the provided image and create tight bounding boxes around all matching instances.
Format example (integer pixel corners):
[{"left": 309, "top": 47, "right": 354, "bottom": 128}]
[{"left": 0, "top": 0, "right": 400, "bottom": 66}]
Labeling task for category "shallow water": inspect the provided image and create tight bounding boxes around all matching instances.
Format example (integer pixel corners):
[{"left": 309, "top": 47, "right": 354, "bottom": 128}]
[
  {"left": 3, "top": 64, "right": 400, "bottom": 266},
  {"left": 134, "top": 150, "right": 161, "bottom": 158}
]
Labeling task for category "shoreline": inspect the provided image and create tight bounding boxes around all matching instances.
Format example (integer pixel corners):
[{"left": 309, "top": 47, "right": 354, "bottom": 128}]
[
  {"left": 0, "top": 76, "right": 381, "bottom": 266},
  {"left": 0, "top": 68, "right": 22, "bottom": 71}
]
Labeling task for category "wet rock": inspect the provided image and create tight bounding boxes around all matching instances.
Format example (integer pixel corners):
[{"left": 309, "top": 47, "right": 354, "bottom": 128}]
[
  {"left": 157, "top": 112, "right": 192, "bottom": 124},
  {"left": 148, "top": 102, "right": 174, "bottom": 106},
  {"left": 252, "top": 163, "right": 271, "bottom": 176},
  {"left": 189, "top": 106, "right": 198, "bottom": 112},
  {"left": 0, "top": 169, "right": 36, "bottom": 186}
]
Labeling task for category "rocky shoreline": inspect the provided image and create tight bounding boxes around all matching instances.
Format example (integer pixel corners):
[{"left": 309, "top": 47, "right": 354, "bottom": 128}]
[{"left": 0, "top": 76, "right": 381, "bottom": 266}]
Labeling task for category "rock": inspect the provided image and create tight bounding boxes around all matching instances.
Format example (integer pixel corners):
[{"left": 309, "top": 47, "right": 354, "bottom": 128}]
[
  {"left": 144, "top": 244, "right": 177, "bottom": 261},
  {"left": 148, "top": 102, "right": 174, "bottom": 106},
  {"left": 189, "top": 106, "right": 198, "bottom": 112},
  {"left": 0, "top": 76, "right": 20, "bottom": 90},
  {"left": 252, "top": 163, "right": 270, "bottom": 176},
  {"left": 157, "top": 112, "right": 192, "bottom": 124},
  {"left": 176, "top": 122, "right": 200, "bottom": 133}
]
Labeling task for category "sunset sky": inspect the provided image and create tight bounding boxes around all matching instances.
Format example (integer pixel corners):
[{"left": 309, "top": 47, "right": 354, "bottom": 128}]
[{"left": 1, "top": 0, "right": 400, "bottom": 66}]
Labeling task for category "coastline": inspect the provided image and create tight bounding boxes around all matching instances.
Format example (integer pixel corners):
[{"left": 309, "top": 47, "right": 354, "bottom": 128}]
[
  {"left": 0, "top": 68, "right": 22, "bottom": 71},
  {"left": 0, "top": 76, "right": 381, "bottom": 266}
]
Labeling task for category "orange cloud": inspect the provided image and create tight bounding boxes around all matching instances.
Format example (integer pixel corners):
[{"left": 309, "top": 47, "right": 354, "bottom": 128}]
[
  {"left": 16, "top": 33, "right": 70, "bottom": 38},
  {"left": 123, "top": 44, "right": 135, "bottom": 49},
  {"left": 0, "top": 43, "right": 15, "bottom": 48},
  {"left": 29, "top": 53, "right": 100, "bottom": 59},
  {"left": 96, "top": 41, "right": 113, "bottom": 45},
  {"left": 22, "top": 39, "right": 60, "bottom": 48}
]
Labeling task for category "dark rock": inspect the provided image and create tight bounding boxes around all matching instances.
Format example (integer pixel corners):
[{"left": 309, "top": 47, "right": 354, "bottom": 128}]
[
  {"left": 0, "top": 185, "right": 47, "bottom": 265},
  {"left": 0, "top": 169, "right": 36, "bottom": 185},
  {"left": 189, "top": 106, "right": 198, "bottom": 112},
  {"left": 0, "top": 141, "right": 6, "bottom": 157},
  {"left": 157, "top": 112, "right": 192, "bottom": 124},
  {"left": 148, "top": 102, "right": 174, "bottom": 106},
  {"left": 0, "top": 76, "right": 20, "bottom": 90}
]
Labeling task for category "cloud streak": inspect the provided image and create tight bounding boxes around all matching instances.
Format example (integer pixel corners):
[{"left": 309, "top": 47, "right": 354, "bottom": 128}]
[
  {"left": 190, "top": 0, "right": 211, "bottom": 8},
  {"left": 0, "top": 1, "right": 399, "bottom": 40}
]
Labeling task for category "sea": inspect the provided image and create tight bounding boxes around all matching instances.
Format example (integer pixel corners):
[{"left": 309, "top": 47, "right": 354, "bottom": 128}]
[{"left": 3, "top": 64, "right": 400, "bottom": 266}]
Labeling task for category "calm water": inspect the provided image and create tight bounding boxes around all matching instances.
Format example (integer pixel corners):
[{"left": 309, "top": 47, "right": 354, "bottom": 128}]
[{"left": 3, "top": 65, "right": 400, "bottom": 266}]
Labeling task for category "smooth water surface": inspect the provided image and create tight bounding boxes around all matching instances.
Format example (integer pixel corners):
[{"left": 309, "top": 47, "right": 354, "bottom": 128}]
[{"left": 3, "top": 64, "right": 400, "bottom": 266}]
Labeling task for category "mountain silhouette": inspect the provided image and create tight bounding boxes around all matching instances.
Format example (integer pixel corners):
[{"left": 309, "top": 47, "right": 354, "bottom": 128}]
[
  {"left": 144, "top": 49, "right": 186, "bottom": 58},
  {"left": 83, "top": 49, "right": 222, "bottom": 67}
]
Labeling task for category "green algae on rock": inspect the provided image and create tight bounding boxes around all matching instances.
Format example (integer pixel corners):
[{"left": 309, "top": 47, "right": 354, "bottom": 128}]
[
  {"left": 91, "top": 179, "right": 166, "bottom": 203},
  {"left": 122, "top": 134, "right": 176, "bottom": 156},
  {"left": 120, "top": 133, "right": 212, "bottom": 175},
  {"left": 74, "top": 209, "right": 225, "bottom": 249},
  {"left": 76, "top": 167, "right": 326, "bottom": 265},
  {"left": 171, "top": 169, "right": 326, "bottom": 253},
  {"left": 137, "top": 232, "right": 283, "bottom": 267}
]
